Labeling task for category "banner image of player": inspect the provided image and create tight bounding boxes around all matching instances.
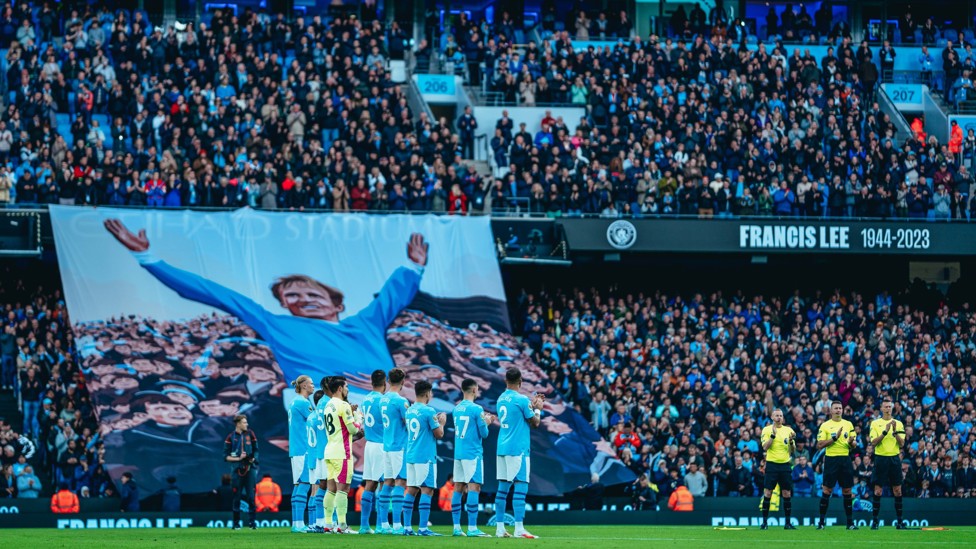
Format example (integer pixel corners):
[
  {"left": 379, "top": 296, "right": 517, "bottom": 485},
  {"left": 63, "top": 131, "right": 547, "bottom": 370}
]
[{"left": 50, "top": 207, "right": 633, "bottom": 496}]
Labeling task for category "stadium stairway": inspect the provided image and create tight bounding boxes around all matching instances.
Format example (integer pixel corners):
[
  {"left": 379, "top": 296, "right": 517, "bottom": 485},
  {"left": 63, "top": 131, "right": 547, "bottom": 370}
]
[{"left": 0, "top": 389, "right": 23, "bottom": 435}]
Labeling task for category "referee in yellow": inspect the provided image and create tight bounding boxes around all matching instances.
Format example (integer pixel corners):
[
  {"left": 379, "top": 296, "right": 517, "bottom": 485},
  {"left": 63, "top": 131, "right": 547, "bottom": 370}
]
[
  {"left": 816, "top": 401, "right": 858, "bottom": 530},
  {"left": 760, "top": 409, "right": 797, "bottom": 530},
  {"left": 869, "top": 399, "right": 906, "bottom": 530}
]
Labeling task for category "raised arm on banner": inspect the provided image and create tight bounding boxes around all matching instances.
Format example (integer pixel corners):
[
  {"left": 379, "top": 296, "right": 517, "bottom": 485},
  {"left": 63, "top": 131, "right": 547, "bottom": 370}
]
[
  {"left": 104, "top": 219, "right": 150, "bottom": 252},
  {"left": 102, "top": 218, "right": 275, "bottom": 339},
  {"left": 407, "top": 233, "right": 429, "bottom": 267}
]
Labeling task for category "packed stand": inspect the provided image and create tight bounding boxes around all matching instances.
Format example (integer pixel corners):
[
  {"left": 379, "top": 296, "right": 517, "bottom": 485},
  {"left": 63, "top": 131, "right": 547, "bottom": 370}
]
[
  {"left": 0, "top": 264, "right": 109, "bottom": 501},
  {"left": 474, "top": 15, "right": 976, "bottom": 219},
  {"left": 0, "top": 3, "right": 973, "bottom": 220},
  {"left": 516, "top": 283, "right": 976, "bottom": 505},
  {"left": 0, "top": 2, "right": 481, "bottom": 214}
]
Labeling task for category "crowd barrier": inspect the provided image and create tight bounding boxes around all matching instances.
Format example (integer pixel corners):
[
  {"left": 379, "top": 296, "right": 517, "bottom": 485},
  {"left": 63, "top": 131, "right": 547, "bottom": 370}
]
[{"left": 1, "top": 498, "right": 974, "bottom": 528}]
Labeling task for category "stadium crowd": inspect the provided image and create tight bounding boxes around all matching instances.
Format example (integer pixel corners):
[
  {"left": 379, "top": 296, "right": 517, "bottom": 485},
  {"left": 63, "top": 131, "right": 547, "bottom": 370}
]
[
  {"left": 516, "top": 282, "right": 976, "bottom": 505},
  {"left": 0, "top": 3, "right": 973, "bottom": 219},
  {"left": 0, "top": 266, "right": 109, "bottom": 501}
]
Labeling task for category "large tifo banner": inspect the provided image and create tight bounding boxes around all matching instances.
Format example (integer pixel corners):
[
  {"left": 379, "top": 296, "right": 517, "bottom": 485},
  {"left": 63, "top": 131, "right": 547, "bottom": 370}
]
[{"left": 50, "top": 207, "right": 630, "bottom": 497}]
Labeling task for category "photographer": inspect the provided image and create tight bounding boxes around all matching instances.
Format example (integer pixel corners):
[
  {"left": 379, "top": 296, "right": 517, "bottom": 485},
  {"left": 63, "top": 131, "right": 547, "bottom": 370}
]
[
  {"left": 224, "top": 414, "right": 259, "bottom": 530},
  {"left": 627, "top": 474, "right": 658, "bottom": 511}
]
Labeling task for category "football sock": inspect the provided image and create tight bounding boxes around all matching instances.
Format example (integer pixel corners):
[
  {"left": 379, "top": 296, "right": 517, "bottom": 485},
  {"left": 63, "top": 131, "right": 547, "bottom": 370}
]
[
  {"left": 783, "top": 497, "right": 792, "bottom": 523},
  {"left": 819, "top": 494, "right": 829, "bottom": 522},
  {"left": 360, "top": 490, "right": 374, "bottom": 530},
  {"left": 843, "top": 494, "right": 853, "bottom": 524},
  {"left": 378, "top": 484, "right": 392, "bottom": 528},
  {"left": 335, "top": 491, "right": 349, "bottom": 527},
  {"left": 313, "top": 490, "right": 325, "bottom": 526},
  {"left": 761, "top": 495, "right": 771, "bottom": 522},
  {"left": 291, "top": 483, "right": 310, "bottom": 528},
  {"left": 403, "top": 492, "right": 416, "bottom": 530},
  {"left": 452, "top": 492, "right": 463, "bottom": 528},
  {"left": 323, "top": 491, "right": 336, "bottom": 527},
  {"left": 512, "top": 482, "right": 528, "bottom": 524},
  {"left": 895, "top": 495, "right": 904, "bottom": 521},
  {"left": 419, "top": 493, "right": 432, "bottom": 531},
  {"left": 307, "top": 489, "right": 318, "bottom": 529},
  {"left": 466, "top": 490, "right": 480, "bottom": 530},
  {"left": 872, "top": 494, "right": 882, "bottom": 520},
  {"left": 392, "top": 485, "right": 405, "bottom": 528},
  {"left": 495, "top": 481, "right": 512, "bottom": 528}
]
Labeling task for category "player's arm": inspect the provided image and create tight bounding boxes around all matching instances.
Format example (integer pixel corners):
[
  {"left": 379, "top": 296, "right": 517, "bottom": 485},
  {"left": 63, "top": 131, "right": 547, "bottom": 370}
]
[
  {"left": 787, "top": 428, "right": 797, "bottom": 454},
  {"left": 761, "top": 427, "right": 775, "bottom": 451},
  {"left": 477, "top": 408, "right": 490, "bottom": 438},
  {"left": 526, "top": 394, "right": 543, "bottom": 428},
  {"left": 343, "top": 403, "right": 362, "bottom": 436},
  {"left": 431, "top": 411, "right": 446, "bottom": 439},
  {"left": 359, "top": 234, "right": 427, "bottom": 328}
]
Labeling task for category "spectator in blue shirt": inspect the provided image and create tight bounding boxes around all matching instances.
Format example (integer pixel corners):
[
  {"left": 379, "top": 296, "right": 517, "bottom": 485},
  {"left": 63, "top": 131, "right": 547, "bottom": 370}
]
[
  {"left": 609, "top": 402, "right": 632, "bottom": 427},
  {"left": 16, "top": 465, "right": 41, "bottom": 498},
  {"left": 791, "top": 455, "right": 815, "bottom": 497}
]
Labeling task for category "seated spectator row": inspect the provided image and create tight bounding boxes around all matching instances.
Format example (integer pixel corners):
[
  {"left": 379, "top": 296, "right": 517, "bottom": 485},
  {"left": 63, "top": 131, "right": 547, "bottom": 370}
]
[
  {"left": 0, "top": 2, "right": 973, "bottom": 221},
  {"left": 515, "top": 281, "right": 976, "bottom": 499}
]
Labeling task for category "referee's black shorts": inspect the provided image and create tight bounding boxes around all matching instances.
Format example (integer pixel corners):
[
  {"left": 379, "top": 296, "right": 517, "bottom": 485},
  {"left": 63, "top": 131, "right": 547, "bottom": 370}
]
[
  {"left": 823, "top": 455, "right": 854, "bottom": 489},
  {"left": 871, "top": 455, "right": 904, "bottom": 487},
  {"left": 764, "top": 461, "right": 793, "bottom": 491}
]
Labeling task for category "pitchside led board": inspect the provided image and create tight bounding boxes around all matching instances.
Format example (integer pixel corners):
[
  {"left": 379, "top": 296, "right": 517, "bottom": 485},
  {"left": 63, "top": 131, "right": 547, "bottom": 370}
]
[{"left": 49, "top": 207, "right": 632, "bottom": 496}]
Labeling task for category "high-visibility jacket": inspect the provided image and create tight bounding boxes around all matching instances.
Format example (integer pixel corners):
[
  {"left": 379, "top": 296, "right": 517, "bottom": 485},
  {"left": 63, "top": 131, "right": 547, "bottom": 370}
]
[
  {"left": 911, "top": 118, "right": 926, "bottom": 143},
  {"left": 949, "top": 124, "right": 963, "bottom": 153},
  {"left": 438, "top": 481, "right": 454, "bottom": 511},
  {"left": 759, "top": 484, "right": 781, "bottom": 511},
  {"left": 255, "top": 478, "right": 281, "bottom": 513},
  {"left": 354, "top": 486, "right": 363, "bottom": 512},
  {"left": 668, "top": 486, "right": 694, "bottom": 511},
  {"left": 51, "top": 489, "right": 80, "bottom": 513}
]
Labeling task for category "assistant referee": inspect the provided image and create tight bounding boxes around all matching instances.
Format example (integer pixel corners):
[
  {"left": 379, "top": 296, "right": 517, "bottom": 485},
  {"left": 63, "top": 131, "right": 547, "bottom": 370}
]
[
  {"left": 816, "top": 401, "right": 858, "bottom": 530},
  {"left": 869, "top": 399, "right": 907, "bottom": 530},
  {"left": 760, "top": 409, "right": 797, "bottom": 530}
]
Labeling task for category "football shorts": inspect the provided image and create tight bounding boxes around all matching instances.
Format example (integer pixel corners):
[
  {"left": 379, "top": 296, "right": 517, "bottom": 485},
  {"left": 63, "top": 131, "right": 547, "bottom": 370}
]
[
  {"left": 291, "top": 455, "right": 309, "bottom": 484},
  {"left": 406, "top": 461, "right": 438, "bottom": 488},
  {"left": 496, "top": 455, "right": 530, "bottom": 483},
  {"left": 383, "top": 450, "right": 407, "bottom": 480},
  {"left": 326, "top": 458, "right": 354, "bottom": 484},
  {"left": 362, "top": 441, "right": 385, "bottom": 482},
  {"left": 453, "top": 458, "right": 484, "bottom": 485}
]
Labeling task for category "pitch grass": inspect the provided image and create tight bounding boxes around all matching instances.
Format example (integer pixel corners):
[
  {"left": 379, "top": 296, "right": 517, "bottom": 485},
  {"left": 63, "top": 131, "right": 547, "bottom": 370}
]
[{"left": 6, "top": 525, "right": 976, "bottom": 548}]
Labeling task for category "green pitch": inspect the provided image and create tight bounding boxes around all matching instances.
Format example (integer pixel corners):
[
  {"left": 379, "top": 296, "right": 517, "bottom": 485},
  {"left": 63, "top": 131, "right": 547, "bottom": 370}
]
[{"left": 6, "top": 525, "right": 976, "bottom": 548}]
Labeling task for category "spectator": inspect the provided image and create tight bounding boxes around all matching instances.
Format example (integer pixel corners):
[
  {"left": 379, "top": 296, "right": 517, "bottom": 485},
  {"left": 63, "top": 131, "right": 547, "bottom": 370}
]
[
  {"left": 157, "top": 476, "right": 181, "bottom": 512},
  {"left": 16, "top": 465, "right": 41, "bottom": 498},
  {"left": 120, "top": 471, "right": 140, "bottom": 512},
  {"left": 791, "top": 455, "right": 815, "bottom": 497},
  {"left": 683, "top": 463, "right": 708, "bottom": 497}
]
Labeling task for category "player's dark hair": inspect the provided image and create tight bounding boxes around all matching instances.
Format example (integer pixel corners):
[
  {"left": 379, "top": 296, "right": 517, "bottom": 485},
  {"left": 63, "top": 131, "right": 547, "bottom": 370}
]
[
  {"left": 313, "top": 389, "right": 325, "bottom": 405},
  {"left": 461, "top": 379, "right": 478, "bottom": 393},
  {"left": 320, "top": 376, "right": 332, "bottom": 391},
  {"left": 371, "top": 369, "right": 387, "bottom": 388},
  {"left": 328, "top": 377, "right": 347, "bottom": 394},
  {"left": 415, "top": 380, "right": 433, "bottom": 398},
  {"left": 505, "top": 367, "right": 522, "bottom": 384},
  {"left": 233, "top": 414, "right": 247, "bottom": 425},
  {"left": 388, "top": 368, "right": 406, "bottom": 385}
]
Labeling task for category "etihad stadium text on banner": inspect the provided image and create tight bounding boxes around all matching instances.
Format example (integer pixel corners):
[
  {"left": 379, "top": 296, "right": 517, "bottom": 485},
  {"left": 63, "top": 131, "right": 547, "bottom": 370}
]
[{"left": 50, "top": 207, "right": 632, "bottom": 496}]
